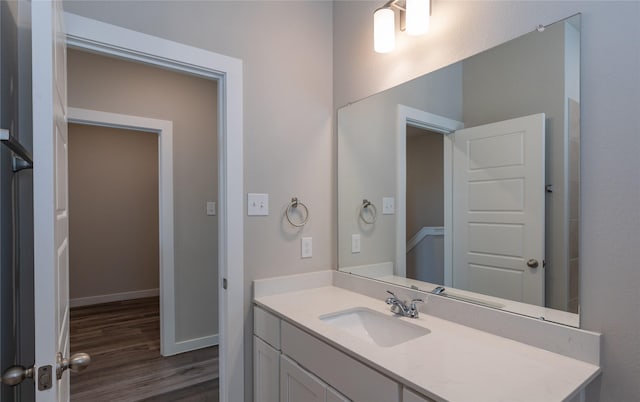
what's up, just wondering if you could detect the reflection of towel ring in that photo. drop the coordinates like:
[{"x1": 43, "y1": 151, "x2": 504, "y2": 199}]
[
  {"x1": 286, "y1": 197, "x2": 309, "y2": 227},
  {"x1": 359, "y1": 199, "x2": 377, "y2": 224}
]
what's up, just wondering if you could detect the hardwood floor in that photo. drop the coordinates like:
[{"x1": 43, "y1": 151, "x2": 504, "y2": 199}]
[{"x1": 70, "y1": 297, "x2": 219, "y2": 401}]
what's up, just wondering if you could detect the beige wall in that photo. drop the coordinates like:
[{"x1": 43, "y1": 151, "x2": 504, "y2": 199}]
[
  {"x1": 68, "y1": 124, "x2": 159, "y2": 300},
  {"x1": 406, "y1": 127, "x2": 444, "y2": 239},
  {"x1": 334, "y1": 2, "x2": 640, "y2": 401},
  {"x1": 67, "y1": 49, "x2": 219, "y2": 343}
]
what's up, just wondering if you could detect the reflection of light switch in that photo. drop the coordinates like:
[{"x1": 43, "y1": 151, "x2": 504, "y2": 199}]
[
  {"x1": 301, "y1": 237, "x2": 312, "y2": 258},
  {"x1": 247, "y1": 193, "x2": 269, "y2": 216},
  {"x1": 206, "y1": 202, "x2": 216, "y2": 216},
  {"x1": 383, "y1": 197, "x2": 395, "y2": 214},
  {"x1": 351, "y1": 234, "x2": 361, "y2": 253}
]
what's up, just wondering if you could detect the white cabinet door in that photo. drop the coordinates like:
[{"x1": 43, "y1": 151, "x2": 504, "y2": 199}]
[
  {"x1": 403, "y1": 387, "x2": 435, "y2": 402},
  {"x1": 327, "y1": 386, "x2": 351, "y2": 402},
  {"x1": 254, "y1": 336, "x2": 280, "y2": 402},
  {"x1": 280, "y1": 355, "x2": 326, "y2": 402}
]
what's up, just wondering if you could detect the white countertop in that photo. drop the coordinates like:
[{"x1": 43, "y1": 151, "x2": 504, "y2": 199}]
[{"x1": 255, "y1": 285, "x2": 600, "y2": 402}]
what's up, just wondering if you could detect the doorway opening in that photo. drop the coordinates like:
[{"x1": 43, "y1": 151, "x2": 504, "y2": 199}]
[
  {"x1": 61, "y1": 13, "x2": 244, "y2": 400},
  {"x1": 66, "y1": 47, "x2": 220, "y2": 401},
  {"x1": 405, "y1": 125, "x2": 445, "y2": 284}
]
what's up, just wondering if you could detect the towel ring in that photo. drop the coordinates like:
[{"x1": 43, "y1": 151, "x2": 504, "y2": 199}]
[
  {"x1": 359, "y1": 199, "x2": 377, "y2": 224},
  {"x1": 286, "y1": 197, "x2": 309, "y2": 227}
]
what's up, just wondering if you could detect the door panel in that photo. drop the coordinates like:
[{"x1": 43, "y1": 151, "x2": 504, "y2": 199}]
[
  {"x1": 280, "y1": 355, "x2": 325, "y2": 402},
  {"x1": 452, "y1": 114, "x2": 545, "y2": 306},
  {"x1": 33, "y1": 1, "x2": 69, "y2": 400}
]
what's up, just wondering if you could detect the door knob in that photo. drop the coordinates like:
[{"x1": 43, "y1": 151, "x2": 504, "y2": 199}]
[
  {"x1": 1, "y1": 365, "x2": 34, "y2": 386},
  {"x1": 56, "y1": 352, "x2": 91, "y2": 380},
  {"x1": 526, "y1": 258, "x2": 539, "y2": 268}
]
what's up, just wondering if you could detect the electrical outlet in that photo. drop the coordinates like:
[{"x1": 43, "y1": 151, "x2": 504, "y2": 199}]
[
  {"x1": 351, "y1": 234, "x2": 361, "y2": 253},
  {"x1": 247, "y1": 193, "x2": 269, "y2": 216},
  {"x1": 301, "y1": 237, "x2": 312, "y2": 258},
  {"x1": 382, "y1": 197, "x2": 395, "y2": 214}
]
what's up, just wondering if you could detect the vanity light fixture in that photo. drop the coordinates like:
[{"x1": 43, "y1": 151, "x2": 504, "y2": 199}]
[{"x1": 374, "y1": 0, "x2": 431, "y2": 53}]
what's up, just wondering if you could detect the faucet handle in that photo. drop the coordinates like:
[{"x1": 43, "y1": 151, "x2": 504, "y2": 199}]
[
  {"x1": 408, "y1": 298, "x2": 424, "y2": 318},
  {"x1": 385, "y1": 290, "x2": 396, "y2": 305}
]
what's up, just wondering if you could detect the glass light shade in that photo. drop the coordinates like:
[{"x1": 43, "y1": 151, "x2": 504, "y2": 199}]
[
  {"x1": 406, "y1": 0, "x2": 430, "y2": 36},
  {"x1": 374, "y1": 7, "x2": 395, "y2": 53}
]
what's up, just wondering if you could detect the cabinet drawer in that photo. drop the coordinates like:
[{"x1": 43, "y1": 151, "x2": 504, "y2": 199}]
[
  {"x1": 254, "y1": 305, "x2": 281, "y2": 349},
  {"x1": 281, "y1": 321, "x2": 400, "y2": 402}
]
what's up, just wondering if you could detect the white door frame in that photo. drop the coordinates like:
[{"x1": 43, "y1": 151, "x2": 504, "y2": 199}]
[
  {"x1": 396, "y1": 105, "x2": 463, "y2": 287},
  {"x1": 64, "y1": 14, "x2": 244, "y2": 401},
  {"x1": 66, "y1": 108, "x2": 184, "y2": 355}
]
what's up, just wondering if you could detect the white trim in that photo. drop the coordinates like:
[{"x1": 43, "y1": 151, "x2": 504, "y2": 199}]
[
  {"x1": 69, "y1": 288, "x2": 160, "y2": 308},
  {"x1": 406, "y1": 226, "x2": 445, "y2": 253},
  {"x1": 67, "y1": 107, "x2": 178, "y2": 355},
  {"x1": 173, "y1": 334, "x2": 220, "y2": 355},
  {"x1": 396, "y1": 105, "x2": 463, "y2": 284},
  {"x1": 65, "y1": 13, "x2": 244, "y2": 401}
]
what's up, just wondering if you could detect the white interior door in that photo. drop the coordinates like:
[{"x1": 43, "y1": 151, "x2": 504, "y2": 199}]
[
  {"x1": 33, "y1": 1, "x2": 73, "y2": 400},
  {"x1": 452, "y1": 114, "x2": 545, "y2": 305}
]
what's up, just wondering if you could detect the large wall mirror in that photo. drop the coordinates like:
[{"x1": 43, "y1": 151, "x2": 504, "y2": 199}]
[{"x1": 338, "y1": 14, "x2": 581, "y2": 327}]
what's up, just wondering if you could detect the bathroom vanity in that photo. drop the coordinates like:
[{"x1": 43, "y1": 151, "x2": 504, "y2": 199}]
[{"x1": 253, "y1": 271, "x2": 600, "y2": 402}]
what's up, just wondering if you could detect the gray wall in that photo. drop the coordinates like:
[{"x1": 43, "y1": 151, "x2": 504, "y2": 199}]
[
  {"x1": 67, "y1": 49, "x2": 219, "y2": 343},
  {"x1": 68, "y1": 124, "x2": 159, "y2": 301},
  {"x1": 334, "y1": 2, "x2": 640, "y2": 401},
  {"x1": 62, "y1": 2, "x2": 334, "y2": 399},
  {"x1": 337, "y1": 64, "x2": 462, "y2": 268}
]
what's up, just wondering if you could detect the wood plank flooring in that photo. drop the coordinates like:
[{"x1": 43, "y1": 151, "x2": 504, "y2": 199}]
[{"x1": 70, "y1": 297, "x2": 219, "y2": 401}]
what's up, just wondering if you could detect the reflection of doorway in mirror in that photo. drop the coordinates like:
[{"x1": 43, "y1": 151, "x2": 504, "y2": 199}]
[{"x1": 405, "y1": 126, "x2": 445, "y2": 284}]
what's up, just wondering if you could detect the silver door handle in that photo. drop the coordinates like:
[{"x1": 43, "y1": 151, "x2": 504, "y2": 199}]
[
  {"x1": 1, "y1": 365, "x2": 34, "y2": 386},
  {"x1": 56, "y1": 352, "x2": 91, "y2": 380},
  {"x1": 526, "y1": 259, "x2": 539, "y2": 268}
]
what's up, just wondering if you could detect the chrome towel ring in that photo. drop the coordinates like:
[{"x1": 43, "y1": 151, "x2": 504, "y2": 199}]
[
  {"x1": 286, "y1": 197, "x2": 309, "y2": 227},
  {"x1": 359, "y1": 199, "x2": 377, "y2": 224}
]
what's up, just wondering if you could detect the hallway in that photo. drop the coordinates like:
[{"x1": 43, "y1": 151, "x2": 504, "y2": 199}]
[{"x1": 70, "y1": 297, "x2": 219, "y2": 401}]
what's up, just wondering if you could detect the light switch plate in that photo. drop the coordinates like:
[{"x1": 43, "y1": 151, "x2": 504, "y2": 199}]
[
  {"x1": 382, "y1": 197, "x2": 395, "y2": 214},
  {"x1": 206, "y1": 201, "x2": 216, "y2": 216},
  {"x1": 351, "y1": 234, "x2": 361, "y2": 253},
  {"x1": 301, "y1": 237, "x2": 312, "y2": 258},
  {"x1": 247, "y1": 193, "x2": 269, "y2": 216}
]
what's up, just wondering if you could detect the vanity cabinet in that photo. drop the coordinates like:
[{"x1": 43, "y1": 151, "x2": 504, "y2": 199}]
[
  {"x1": 254, "y1": 306, "x2": 352, "y2": 402},
  {"x1": 255, "y1": 305, "x2": 433, "y2": 402}
]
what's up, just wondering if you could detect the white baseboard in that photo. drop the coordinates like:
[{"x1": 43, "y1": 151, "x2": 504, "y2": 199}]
[
  {"x1": 164, "y1": 333, "x2": 220, "y2": 356},
  {"x1": 69, "y1": 288, "x2": 160, "y2": 308}
]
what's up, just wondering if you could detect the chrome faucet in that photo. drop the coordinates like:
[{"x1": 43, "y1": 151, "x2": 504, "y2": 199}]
[
  {"x1": 385, "y1": 291, "x2": 423, "y2": 318},
  {"x1": 431, "y1": 286, "x2": 446, "y2": 295}
]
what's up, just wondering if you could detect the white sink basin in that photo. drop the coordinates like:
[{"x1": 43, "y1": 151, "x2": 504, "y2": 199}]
[{"x1": 319, "y1": 307, "x2": 430, "y2": 347}]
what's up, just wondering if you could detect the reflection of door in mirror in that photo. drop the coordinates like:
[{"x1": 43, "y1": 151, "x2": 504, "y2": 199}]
[
  {"x1": 451, "y1": 114, "x2": 545, "y2": 306},
  {"x1": 403, "y1": 114, "x2": 546, "y2": 306}
]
